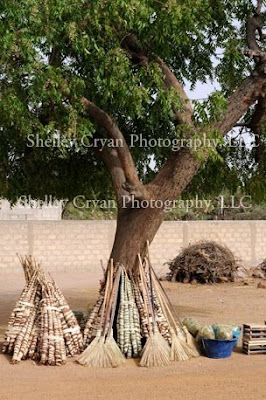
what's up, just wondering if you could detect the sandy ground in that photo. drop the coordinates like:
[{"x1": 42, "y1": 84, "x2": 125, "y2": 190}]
[{"x1": 1, "y1": 271, "x2": 266, "y2": 400}]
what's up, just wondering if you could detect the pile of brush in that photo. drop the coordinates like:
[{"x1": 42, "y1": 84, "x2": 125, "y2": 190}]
[
  {"x1": 78, "y1": 242, "x2": 199, "y2": 368},
  {"x1": 167, "y1": 241, "x2": 239, "y2": 284},
  {"x1": 257, "y1": 259, "x2": 266, "y2": 278},
  {"x1": 2, "y1": 255, "x2": 83, "y2": 365}
]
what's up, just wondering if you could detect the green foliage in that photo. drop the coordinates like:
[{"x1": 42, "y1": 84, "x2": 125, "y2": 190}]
[
  {"x1": 0, "y1": 0, "x2": 265, "y2": 202},
  {"x1": 193, "y1": 92, "x2": 227, "y2": 125}
]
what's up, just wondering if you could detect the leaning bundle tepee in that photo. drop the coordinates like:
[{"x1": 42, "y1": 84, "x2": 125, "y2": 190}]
[
  {"x1": 2, "y1": 255, "x2": 83, "y2": 365},
  {"x1": 79, "y1": 242, "x2": 199, "y2": 368}
]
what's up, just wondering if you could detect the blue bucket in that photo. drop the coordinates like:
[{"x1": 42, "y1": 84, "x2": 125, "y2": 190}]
[{"x1": 202, "y1": 338, "x2": 238, "y2": 359}]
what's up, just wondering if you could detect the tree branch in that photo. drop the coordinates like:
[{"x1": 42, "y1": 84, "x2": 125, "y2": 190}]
[
  {"x1": 121, "y1": 34, "x2": 149, "y2": 66},
  {"x1": 121, "y1": 34, "x2": 193, "y2": 126},
  {"x1": 256, "y1": 0, "x2": 264, "y2": 15},
  {"x1": 93, "y1": 147, "x2": 127, "y2": 202},
  {"x1": 152, "y1": 70, "x2": 266, "y2": 200},
  {"x1": 247, "y1": 96, "x2": 266, "y2": 163},
  {"x1": 81, "y1": 97, "x2": 138, "y2": 183},
  {"x1": 155, "y1": 57, "x2": 193, "y2": 125},
  {"x1": 245, "y1": 4, "x2": 266, "y2": 63},
  {"x1": 248, "y1": 96, "x2": 266, "y2": 131},
  {"x1": 81, "y1": 97, "x2": 150, "y2": 201},
  {"x1": 214, "y1": 71, "x2": 266, "y2": 135},
  {"x1": 85, "y1": 8, "x2": 266, "y2": 207},
  {"x1": 151, "y1": 1, "x2": 266, "y2": 201}
]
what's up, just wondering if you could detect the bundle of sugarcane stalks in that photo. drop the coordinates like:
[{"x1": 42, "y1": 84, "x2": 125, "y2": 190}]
[
  {"x1": 2, "y1": 255, "x2": 83, "y2": 365},
  {"x1": 79, "y1": 242, "x2": 199, "y2": 368}
]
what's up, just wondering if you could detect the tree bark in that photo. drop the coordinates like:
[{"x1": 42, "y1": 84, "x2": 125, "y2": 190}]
[
  {"x1": 110, "y1": 148, "x2": 198, "y2": 270},
  {"x1": 110, "y1": 206, "x2": 164, "y2": 270}
]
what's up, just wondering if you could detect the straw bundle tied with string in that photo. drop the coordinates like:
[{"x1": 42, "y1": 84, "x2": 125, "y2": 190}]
[
  {"x1": 146, "y1": 242, "x2": 200, "y2": 358},
  {"x1": 3, "y1": 255, "x2": 83, "y2": 365},
  {"x1": 152, "y1": 270, "x2": 200, "y2": 357},
  {"x1": 138, "y1": 255, "x2": 170, "y2": 367},
  {"x1": 77, "y1": 264, "x2": 112, "y2": 367},
  {"x1": 80, "y1": 245, "x2": 197, "y2": 368},
  {"x1": 104, "y1": 265, "x2": 125, "y2": 367},
  {"x1": 151, "y1": 276, "x2": 189, "y2": 361},
  {"x1": 77, "y1": 261, "x2": 125, "y2": 367},
  {"x1": 3, "y1": 270, "x2": 39, "y2": 362},
  {"x1": 153, "y1": 278, "x2": 191, "y2": 361}
]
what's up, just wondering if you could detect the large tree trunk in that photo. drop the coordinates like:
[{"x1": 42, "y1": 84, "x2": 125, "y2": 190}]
[
  {"x1": 111, "y1": 206, "x2": 164, "y2": 270},
  {"x1": 110, "y1": 148, "x2": 202, "y2": 270}
]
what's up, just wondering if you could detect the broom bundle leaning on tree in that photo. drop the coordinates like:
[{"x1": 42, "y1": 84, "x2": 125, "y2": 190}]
[
  {"x1": 144, "y1": 242, "x2": 199, "y2": 359},
  {"x1": 148, "y1": 261, "x2": 200, "y2": 358},
  {"x1": 77, "y1": 263, "x2": 125, "y2": 367},
  {"x1": 77, "y1": 265, "x2": 113, "y2": 367},
  {"x1": 79, "y1": 244, "x2": 199, "y2": 368},
  {"x1": 137, "y1": 255, "x2": 170, "y2": 367},
  {"x1": 146, "y1": 240, "x2": 199, "y2": 356}
]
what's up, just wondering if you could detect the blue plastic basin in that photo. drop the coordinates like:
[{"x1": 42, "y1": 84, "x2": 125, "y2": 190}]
[{"x1": 202, "y1": 338, "x2": 238, "y2": 359}]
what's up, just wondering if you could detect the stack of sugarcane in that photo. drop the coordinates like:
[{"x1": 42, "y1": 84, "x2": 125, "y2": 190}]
[
  {"x1": 2, "y1": 255, "x2": 83, "y2": 365},
  {"x1": 79, "y1": 242, "x2": 200, "y2": 368}
]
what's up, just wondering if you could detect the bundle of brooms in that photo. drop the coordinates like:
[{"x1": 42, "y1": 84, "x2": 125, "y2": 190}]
[
  {"x1": 78, "y1": 242, "x2": 199, "y2": 368},
  {"x1": 2, "y1": 255, "x2": 83, "y2": 365}
]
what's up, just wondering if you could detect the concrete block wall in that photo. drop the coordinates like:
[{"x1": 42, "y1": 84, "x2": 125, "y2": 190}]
[{"x1": 0, "y1": 220, "x2": 265, "y2": 277}]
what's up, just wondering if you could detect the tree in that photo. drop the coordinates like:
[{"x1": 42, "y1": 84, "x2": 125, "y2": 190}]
[{"x1": 0, "y1": 0, "x2": 266, "y2": 270}]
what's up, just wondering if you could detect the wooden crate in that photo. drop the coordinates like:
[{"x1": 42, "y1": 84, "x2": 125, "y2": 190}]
[
  {"x1": 243, "y1": 340, "x2": 266, "y2": 355},
  {"x1": 243, "y1": 324, "x2": 266, "y2": 341}
]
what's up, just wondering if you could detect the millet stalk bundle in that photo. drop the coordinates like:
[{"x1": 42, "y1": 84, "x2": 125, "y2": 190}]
[{"x1": 3, "y1": 255, "x2": 83, "y2": 365}]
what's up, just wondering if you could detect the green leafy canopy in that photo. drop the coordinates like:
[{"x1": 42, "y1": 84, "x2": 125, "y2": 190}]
[{"x1": 0, "y1": 0, "x2": 264, "y2": 202}]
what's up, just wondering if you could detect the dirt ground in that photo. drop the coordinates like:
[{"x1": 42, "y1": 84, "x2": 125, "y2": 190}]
[{"x1": 1, "y1": 271, "x2": 266, "y2": 400}]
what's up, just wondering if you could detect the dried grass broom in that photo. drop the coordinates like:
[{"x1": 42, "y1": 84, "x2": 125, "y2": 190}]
[
  {"x1": 152, "y1": 279, "x2": 190, "y2": 361},
  {"x1": 77, "y1": 264, "x2": 113, "y2": 367},
  {"x1": 151, "y1": 265, "x2": 199, "y2": 358},
  {"x1": 104, "y1": 266, "x2": 125, "y2": 367},
  {"x1": 182, "y1": 325, "x2": 201, "y2": 355},
  {"x1": 138, "y1": 255, "x2": 170, "y2": 367},
  {"x1": 146, "y1": 241, "x2": 200, "y2": 358}
]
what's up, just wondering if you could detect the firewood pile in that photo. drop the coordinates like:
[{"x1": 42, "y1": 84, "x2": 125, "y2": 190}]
[
  {"x1": 78, "y1": 243, "x2": 200, "y2": 368},
  {"x1": 2, "y1": 255, "x2": 83, "y2": 365},
  {"x1": 243, "y1": 259, "x2": 266, "y2": 280},
  {"x1": 257, "y1": 259, "x2": 266, "y2": 278},
  {"x1": 240, "y1": 264, "x2": 266, "y2": 280},
  {"x1": 167, "y1": 241, "x2": 239, "y2": 284}
]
